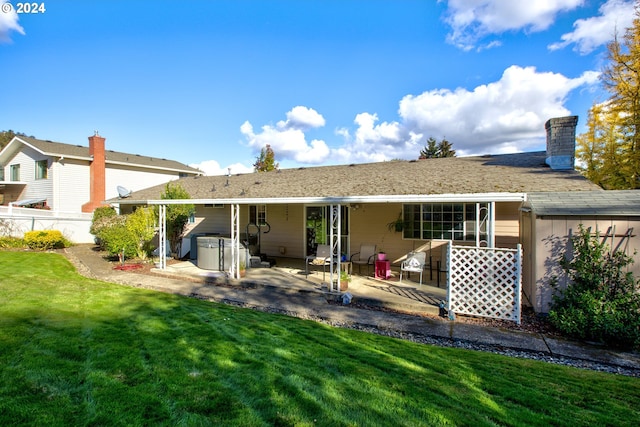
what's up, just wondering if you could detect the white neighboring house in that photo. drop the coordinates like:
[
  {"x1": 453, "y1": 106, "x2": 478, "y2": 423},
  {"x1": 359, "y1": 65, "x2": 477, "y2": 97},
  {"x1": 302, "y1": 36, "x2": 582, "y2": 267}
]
[{"x1": 0, "y1": 133, "x2": 201, "y2": 242}]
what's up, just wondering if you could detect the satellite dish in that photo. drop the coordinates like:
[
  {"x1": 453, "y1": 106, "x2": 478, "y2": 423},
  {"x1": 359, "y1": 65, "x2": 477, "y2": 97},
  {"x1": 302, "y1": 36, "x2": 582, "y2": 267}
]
[{"x1": 117, "y1": 185, "x2": 132, "y2": 198}]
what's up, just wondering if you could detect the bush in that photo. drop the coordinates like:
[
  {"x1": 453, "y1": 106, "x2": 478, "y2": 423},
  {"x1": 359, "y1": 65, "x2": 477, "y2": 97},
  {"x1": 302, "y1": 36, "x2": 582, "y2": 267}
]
[
  {"x1": 97, "y1": 215, "x2": 137, "y2": 262},
  {"x1": 90, "y1": 206, "x2": 117, "y2": 244},
  {"x1": 0, "y1": 236, "x2": 25, "y2": 249},
  {"x1": 23, "y1": 230, "x2": 70, "y2": 250},
  {"x1": 549, "y1": 225, "x2": 640, "y2": 350},
  {"x1": 126, "y1": 207, "x2": 156, "y2": 260}
]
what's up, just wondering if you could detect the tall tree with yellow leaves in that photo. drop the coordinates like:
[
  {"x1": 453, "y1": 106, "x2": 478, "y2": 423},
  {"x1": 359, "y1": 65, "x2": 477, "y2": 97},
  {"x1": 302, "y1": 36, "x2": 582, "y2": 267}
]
[{"x1": 578, "y1": 7, "x2": 640, "y2": 189}]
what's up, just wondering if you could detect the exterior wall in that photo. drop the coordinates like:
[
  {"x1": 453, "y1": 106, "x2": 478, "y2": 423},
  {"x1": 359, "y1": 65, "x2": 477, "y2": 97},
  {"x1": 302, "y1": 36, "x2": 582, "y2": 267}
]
[
  {"x1": 105, "y1": 165, "x2": 183, "y2": 201},
  {"x1": 3, "y1": 147, "x2": 53, "y2": 205},
  {"x1": 55, "y1": 158, "x2": 90, "y2": 213},
  {"x1": 494, "y1": 202, "x2": 521, "y2": 248},
  {"x1": 0, "y1": 206, "x2": 94, "y2": 243},
  {"x1": 524, "y1": 215, "x2": 640, "y2": 313},
  {"x1": 178, "y1": 201, "x2": 523, "y2": 267}
]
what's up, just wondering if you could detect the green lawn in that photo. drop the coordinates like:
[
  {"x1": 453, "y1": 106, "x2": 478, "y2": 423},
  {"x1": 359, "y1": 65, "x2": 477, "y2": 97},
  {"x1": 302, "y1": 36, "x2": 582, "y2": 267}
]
[{"x1": 0, "y1": 251, "x2": 639, "y2": 426}]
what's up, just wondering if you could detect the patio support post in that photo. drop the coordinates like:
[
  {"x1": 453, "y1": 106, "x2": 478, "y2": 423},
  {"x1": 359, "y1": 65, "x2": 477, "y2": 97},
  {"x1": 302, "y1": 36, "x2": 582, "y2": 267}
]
[
  {"x1": 158, "y1": 204, "x2": 166, "y2": 270},
  {"x1": 489, "y1": 201, "x2": 495, "y2": 248},
  {"x1": 230, "y1": 203, "x2": 240, "y2": 279},
  {"x1": 329, "y1": 204, "x2": 341, "y2": 292},
  {"x1": 445, "y1": 241, "x2": 452, "y2": 318}
]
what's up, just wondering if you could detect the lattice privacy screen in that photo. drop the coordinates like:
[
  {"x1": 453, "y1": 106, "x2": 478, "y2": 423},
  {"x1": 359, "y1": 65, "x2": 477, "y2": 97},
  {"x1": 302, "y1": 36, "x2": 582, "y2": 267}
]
[{"x1": 446, "y1": 244, "x2": 522, "y2": 324}]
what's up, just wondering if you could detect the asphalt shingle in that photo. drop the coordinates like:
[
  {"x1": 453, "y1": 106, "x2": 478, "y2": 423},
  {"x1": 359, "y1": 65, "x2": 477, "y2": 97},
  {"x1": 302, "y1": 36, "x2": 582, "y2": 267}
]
[{"x1": 117, "y1": 151, "x2": 603, "y2": 203}]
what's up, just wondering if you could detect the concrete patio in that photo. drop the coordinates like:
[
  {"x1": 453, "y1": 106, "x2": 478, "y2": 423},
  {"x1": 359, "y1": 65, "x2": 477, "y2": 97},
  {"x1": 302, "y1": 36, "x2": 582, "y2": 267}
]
[{"x1": 153, "y1": 257, "x2": 448, "y2": 317}]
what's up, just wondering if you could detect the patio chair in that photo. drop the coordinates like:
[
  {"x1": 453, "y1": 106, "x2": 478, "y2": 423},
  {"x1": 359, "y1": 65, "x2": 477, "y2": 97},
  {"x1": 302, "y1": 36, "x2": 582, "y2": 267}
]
[
  {"x1": 305, "y1": 244, "x2": 333, "y2": 280},
  {"x1": 399, "y1": 251, "x2": 426, "y2": 286},
  {"x1": 350, "y1": 244, "x2": 376, "y2": 275}
]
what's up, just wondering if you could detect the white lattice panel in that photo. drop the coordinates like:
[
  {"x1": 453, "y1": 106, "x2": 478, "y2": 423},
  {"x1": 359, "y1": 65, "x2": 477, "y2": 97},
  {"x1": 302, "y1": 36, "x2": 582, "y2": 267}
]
[{"x1": 446, "y1": 244, "x2": 522, "y2": 324}]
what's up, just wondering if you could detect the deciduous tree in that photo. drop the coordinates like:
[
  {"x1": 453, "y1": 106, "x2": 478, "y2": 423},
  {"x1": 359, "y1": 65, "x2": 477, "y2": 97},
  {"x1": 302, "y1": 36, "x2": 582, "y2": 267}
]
[
  {"x1": 253, "y1": 144, "x2": 279, "y2": 172},
  {"x1": 577, "y1": 8, "x2": 640, "y2": 189},
  {"x1": 160, "y1": 183, "x2": 195, "y2": 256}
]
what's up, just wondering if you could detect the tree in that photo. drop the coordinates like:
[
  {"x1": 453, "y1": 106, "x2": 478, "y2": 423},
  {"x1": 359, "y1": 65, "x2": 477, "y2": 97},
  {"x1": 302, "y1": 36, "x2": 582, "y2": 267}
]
[
  {"x1": 0, "y1": 130, "x2": 33, "y2": 151},
  {"x1": 437, "y1": 138, "x2": 456, "y2": 157},
  {"x1": 160, "y1": 182, "x2": 195, "y2": 256},
  {"x1": 577, "y1": 8, "x2": 640, "y2": 189},
  {"x1": 419, "y1": 137, "x2": 439, "y2": 159},
  {"x1": 419, "y1": 137, "x2": 456, "y2": 159},
  {"x1": 576, "y1": 103, "x2": 628, "y2": 188},
  {"x1": 253, "y1": 144, "x2": 279, "y2": 172}
]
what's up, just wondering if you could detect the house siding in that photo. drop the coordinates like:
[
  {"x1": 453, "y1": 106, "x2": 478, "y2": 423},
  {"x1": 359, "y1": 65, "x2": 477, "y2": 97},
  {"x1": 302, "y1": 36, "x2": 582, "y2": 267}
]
[
  {"x1": 5, "y1": 147, "x2": 53, "y2": 205},
  {"x1": 523, "y1": 215, "x2": 640, "y2": 313},
  {"x1": 56, "y1": 158, "x2": 90, "y2": 213},
  {"x1": 105, "y1": 165, "x2": 183, "y2": 201},
  {"x1": 494, "y1": 202, "x2": 520, "y2": 248}
]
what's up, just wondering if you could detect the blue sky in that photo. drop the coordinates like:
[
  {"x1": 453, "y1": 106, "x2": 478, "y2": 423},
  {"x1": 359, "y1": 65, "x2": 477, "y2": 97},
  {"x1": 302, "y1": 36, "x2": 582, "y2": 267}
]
[{"x1": 0, "y1": 0, "x2": 635, "y2": 175}]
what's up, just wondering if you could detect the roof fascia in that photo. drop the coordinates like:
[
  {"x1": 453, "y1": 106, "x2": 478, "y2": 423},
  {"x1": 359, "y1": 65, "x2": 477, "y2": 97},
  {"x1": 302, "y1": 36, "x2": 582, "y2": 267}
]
[
  {"x1": 105, "y1": 160, "x2": 199, "y2": 174},
  {"x1": 9, "y1": 137, "x2": 90, "y2": 161},
  {"x1": 114, "y1": 192, "x2": 528, "y2": 206}
]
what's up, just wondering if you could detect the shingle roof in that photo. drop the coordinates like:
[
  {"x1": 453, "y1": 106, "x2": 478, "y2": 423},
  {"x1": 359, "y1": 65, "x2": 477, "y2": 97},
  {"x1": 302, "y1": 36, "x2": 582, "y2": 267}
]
[
  {"x1": 14, "y1": 136, "x2": 201, "y2": 174},
  {"x1": 527, "y1": 190, "x2": 640, "y2": 216},
  {"x1": 116, "y1": 151, "x2": 602, "y2": 204}
]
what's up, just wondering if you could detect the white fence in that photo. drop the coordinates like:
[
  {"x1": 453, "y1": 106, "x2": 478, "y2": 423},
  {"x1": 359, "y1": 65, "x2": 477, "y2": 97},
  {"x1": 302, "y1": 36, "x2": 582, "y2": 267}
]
[
  {"x1": 446, "y1": 243, "x2": 522, "y2": 324},
  {"x1": 0, "y1": 206, "x2": 94, "y2": 243}
]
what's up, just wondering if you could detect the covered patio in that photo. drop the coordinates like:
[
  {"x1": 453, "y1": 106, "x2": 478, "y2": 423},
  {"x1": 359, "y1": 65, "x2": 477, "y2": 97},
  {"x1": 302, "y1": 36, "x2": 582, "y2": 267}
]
[{"x1": 152, "y1": 255, "x2": 448, "y2": 317}]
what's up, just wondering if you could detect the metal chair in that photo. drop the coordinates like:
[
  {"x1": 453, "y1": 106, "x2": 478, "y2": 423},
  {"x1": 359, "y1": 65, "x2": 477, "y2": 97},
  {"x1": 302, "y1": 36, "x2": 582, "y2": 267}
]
[
  {"x1": 305, "y1": 244, "x2": 333, "y2": 280},
  {"x1": 350, "y1": 244, "x2": 376, "y2": 275},
  {"x1": 400, "y1": 251, "x2": 426, "y2": 286}
]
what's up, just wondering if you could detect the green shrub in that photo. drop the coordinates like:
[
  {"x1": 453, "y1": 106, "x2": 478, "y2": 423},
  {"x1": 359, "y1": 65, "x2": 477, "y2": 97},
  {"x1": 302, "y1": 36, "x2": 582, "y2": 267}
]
[
  {"x1": 23, "y1": 230, "x2": 69, "y2": 250},
  {"x1": 0, "y1": 236, "x2": 26, "y2": 249},
  {"x1": 95, "y1": 215, "x2": 137, "y2": 262},
  {"x1": 89, "y1": 206, "x2": 117, "y2": 247},
  {"x1": 549, "y1": 225, "x2": 640, "y2": 350},
  {"x1": 126, "y1": 207, "x2": 156, "y2": 260}
]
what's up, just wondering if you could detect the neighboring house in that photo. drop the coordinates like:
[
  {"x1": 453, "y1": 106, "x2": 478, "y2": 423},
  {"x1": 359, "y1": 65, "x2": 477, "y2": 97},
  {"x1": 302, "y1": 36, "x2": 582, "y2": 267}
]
[
  {"x1": 111, "y1": 116, "x2": 631, "y2": 313},
  {"x1": 0, "y1": 133, "x2": 201, "y2": 212},
  {"x1": 0, "y1": 133, "x2": 201, "y2": 243}
]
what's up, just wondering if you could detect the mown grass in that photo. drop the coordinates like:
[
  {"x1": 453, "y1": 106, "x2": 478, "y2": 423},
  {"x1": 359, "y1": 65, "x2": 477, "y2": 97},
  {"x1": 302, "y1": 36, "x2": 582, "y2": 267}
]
[{"x1": 0, "y1": 251, "x2": 639, "y2": 426}]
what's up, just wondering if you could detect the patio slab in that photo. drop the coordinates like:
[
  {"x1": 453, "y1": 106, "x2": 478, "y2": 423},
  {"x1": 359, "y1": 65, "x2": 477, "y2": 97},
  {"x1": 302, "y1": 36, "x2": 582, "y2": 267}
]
[{"x1": 154, "y1": 258, "x2": 445, "y2": 317}]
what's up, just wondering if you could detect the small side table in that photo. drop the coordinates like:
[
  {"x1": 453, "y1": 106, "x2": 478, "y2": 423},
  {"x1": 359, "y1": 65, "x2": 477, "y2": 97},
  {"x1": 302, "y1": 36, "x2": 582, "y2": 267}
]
[
  {"x1": 375, "y1": 260, "x2": 391, "y2": 280},
  {"x1": 340, "y1": 261, "x2": 352, "y2": 276}
]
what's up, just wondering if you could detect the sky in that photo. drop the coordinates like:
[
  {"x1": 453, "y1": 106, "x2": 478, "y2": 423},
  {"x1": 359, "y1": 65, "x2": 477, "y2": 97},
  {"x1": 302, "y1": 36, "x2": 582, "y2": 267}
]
[{"x1": 0, "y1": 0, "x2": 636, "y2": 175}]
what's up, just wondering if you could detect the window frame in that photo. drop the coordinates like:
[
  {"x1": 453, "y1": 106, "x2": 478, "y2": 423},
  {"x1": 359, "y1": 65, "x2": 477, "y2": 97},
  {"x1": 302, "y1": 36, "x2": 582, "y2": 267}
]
[
  {"x1": 249, "y1": 204, "x2": 267, "y2": 226},
  {"x1": 10, "y1": 164, "x2": 20, "y2": 181},
  {"x1": 402, "y1": 203, "x2": 479, "y2": 242},
  {"x1": 35, "y1": 160, "x2": 48, "y2": 180}
]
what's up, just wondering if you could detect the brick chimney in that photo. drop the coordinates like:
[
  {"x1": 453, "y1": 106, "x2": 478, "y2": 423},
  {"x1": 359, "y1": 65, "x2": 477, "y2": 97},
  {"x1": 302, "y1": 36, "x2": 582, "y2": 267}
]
[
  {"x1": 545, "y1": 116, "x2": 578, "y2": 170},
  {"x1": 81, "y1": 132, "x2": 107, "y2": 213}
]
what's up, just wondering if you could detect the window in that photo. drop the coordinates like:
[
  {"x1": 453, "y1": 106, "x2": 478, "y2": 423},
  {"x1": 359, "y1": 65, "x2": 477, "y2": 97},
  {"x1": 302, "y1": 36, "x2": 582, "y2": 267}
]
[
  {"x1": 10, "y1": 164, "x2": 20, "y2": 181},
  {"x1": 0, "y1": 167, "x2": 4, "y2": 181},
  {"x1": 35, "y1": 160, "x2": 48, "y2": 180},
  {"x1": 249, "y1": 205, "x2": 267, "y2": 225},
  {"x1": 403, "y1": 203, "x2": 480, "y2": 242}
]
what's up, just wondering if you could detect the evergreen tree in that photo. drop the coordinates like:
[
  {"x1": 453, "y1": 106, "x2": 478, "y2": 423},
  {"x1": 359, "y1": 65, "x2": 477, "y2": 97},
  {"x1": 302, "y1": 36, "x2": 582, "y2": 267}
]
[
  {"x1": 437, "y1": 138, "x2": 456, "y2": 157},
  {"x1": 419, "y1": 137, "x2": 439, "y2": 159},
  {"x1": 419, "y1": 137, "x2": 456, "y2": 159}
]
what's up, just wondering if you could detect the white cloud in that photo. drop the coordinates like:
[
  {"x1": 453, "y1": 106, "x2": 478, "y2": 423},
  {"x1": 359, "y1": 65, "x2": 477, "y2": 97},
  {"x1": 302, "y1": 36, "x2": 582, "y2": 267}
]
[
  {"x1": 277, "y1": 105, "x2": 326, "y2": 130},
  {"x1": 443, "y1": 0, "x2": 584, "y2": 50},
  {"x1": 237, "y1": 67, "x2": 599, "y2": 166},
  {"x1": 189, "y1": 159, "x2": 253, "y2": 176},
  {"x1": 347, "y1": 65, "x2": 600, "y2": 159},
  {"x1": 0, "y1": 7, "x2": 25, "y2": 43},
  {"x1": 240, "y1": 106, "x2": 331, "y2": 164},
  {"x1": 548, "y1": 0, "x2": 635, "y2": 54}
]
